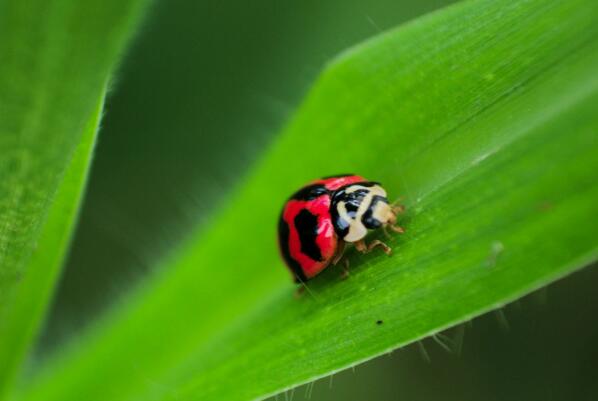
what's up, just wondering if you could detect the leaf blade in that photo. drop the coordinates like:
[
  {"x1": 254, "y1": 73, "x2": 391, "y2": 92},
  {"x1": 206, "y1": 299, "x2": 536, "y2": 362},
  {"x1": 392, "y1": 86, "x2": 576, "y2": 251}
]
[
  {"x1": 0, "y1": 91, "x2": 104, "y2": 392},
  {"x1": 0, "y1": 0, "x2": 146, "y2": 396}
]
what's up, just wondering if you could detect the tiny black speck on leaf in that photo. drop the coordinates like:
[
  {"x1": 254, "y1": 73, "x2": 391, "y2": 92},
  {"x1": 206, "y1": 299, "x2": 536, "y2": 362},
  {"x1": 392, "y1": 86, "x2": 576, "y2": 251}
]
[{"x1": 376, "y1": 320, "x2": 383, "y2": 325}]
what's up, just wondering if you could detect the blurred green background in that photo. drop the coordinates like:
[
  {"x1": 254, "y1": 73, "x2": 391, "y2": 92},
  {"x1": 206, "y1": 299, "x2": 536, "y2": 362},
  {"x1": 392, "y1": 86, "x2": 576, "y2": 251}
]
[{"x1": 38, "y1": 0, "x2": 598, "y2": 399}]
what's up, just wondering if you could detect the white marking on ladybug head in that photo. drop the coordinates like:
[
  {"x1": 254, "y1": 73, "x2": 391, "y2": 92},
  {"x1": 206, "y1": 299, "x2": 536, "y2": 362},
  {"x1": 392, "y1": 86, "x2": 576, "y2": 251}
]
[
  {"x1": 336, "y1": 184, "x2": 391, "y2": 242},
  {"x1": 371, "y1": 198, "x2": 394, "y2": 224},
  {"x1": 337, "y1": 201, "x2": 368, "y2": 242}
]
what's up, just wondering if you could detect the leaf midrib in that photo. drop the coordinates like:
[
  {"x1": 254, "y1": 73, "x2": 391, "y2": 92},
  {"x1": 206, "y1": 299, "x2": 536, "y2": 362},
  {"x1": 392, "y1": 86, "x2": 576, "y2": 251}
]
[
  {"x1": 404, "y1": 38, "x2": 598, "y2": 205},
  {"x1": 405, "y1": 32, "x2": 596, "y2": 178}
]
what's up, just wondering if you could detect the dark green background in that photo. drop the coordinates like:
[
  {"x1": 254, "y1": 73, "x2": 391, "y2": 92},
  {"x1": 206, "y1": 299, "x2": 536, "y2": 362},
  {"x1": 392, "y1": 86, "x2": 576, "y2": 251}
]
[{"x1": 39, "y1": 1, "x2": 598, "y2": 399}]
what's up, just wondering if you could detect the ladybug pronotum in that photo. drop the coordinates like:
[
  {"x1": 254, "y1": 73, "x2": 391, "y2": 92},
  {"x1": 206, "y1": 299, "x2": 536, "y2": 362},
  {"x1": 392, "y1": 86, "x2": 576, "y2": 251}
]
[{"x1": 278, "y1": 174, "x2": 404, "y2": 283}]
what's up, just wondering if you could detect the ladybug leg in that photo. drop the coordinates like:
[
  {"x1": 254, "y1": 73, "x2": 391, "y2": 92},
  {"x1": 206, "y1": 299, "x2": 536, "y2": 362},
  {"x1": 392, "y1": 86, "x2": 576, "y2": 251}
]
[
  {"x1": 387, "y1": 206, "x2": 406, "y2": 234},
  {"x1": 333, "y1": 242, "x2": 351, "y2": 280},
  {"x1": 382, "y1": 224, "x2": 391, "y2": 239},
  {"x1": 354, "y1": 239, "x2": 367, "y2": 253},
  {"x1": 367, "y1": 239, "x2": 392, "y2": 255},
  {"x1": 389, "y1": 224, "x2": 405, "y2": 234},
  {"x1": 354, "y1": 239, "x2": 391, "y2": 255},
  {"x1": 340, "y1": 258, "x2": 350, "y2": 280},
  {"x1": 332, "y1": 240, "x2": 346, "y2": 265}
]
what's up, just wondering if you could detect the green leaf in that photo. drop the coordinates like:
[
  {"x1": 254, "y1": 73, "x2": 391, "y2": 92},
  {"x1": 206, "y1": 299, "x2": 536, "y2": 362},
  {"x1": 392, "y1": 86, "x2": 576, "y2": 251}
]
[
  {"x1": 0, "y1": 93, "x2": 104, "y2": 388},
  {"x1": 0, "y1": 0, "x2": 146, "y2": 397},
  {"x1": 17, "y1": 0, "x2": 598, "y2": 400}
]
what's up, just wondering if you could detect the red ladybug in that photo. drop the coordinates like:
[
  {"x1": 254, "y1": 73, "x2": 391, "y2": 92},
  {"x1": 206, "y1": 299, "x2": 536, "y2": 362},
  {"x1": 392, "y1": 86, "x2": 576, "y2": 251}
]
[{"x1": 278, "y1": 174, "x2": 404, "y2": 283}]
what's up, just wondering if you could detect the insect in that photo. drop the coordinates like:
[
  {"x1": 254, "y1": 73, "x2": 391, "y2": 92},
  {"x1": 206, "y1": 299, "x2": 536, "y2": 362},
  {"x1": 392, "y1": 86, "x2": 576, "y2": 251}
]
[{"x1": 278, "y1": 174, "x2": 404, "y2": 283}]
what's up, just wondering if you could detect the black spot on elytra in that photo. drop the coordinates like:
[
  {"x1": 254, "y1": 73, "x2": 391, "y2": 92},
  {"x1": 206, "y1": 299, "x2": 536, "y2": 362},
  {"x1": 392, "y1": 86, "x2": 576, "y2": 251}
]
[
  {"x1": 295, "y1": 209, "x2": 323, "y2": 262},
  {"x1": 376, "y1": 320, "x2": 384, "y2": 325},
  {"x1": 278, "y1": 217, "x2": 307, "y2": 283}
]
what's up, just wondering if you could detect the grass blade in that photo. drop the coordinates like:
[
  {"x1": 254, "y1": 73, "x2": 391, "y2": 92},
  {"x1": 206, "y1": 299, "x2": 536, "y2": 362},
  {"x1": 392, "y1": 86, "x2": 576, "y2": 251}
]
[
  {"x1": 0, "y1": 0, "x2": 146, "y2": 396},
  {"x1": 0, "y1": 92, "x2": 104, "y2": 391}
]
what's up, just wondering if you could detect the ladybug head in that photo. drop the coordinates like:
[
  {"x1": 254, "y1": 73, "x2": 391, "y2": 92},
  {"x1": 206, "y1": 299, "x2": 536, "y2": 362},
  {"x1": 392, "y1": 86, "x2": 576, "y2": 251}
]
[{"x1": 331, "y1": 182, "x2": 396, "y2": 243}]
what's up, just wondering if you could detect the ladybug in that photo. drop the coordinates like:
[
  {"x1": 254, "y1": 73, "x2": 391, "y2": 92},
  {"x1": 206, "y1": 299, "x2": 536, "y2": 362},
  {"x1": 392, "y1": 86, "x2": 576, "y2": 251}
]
[{"x1": 278, "y1": 174, "x2": 404, "y2": 283}]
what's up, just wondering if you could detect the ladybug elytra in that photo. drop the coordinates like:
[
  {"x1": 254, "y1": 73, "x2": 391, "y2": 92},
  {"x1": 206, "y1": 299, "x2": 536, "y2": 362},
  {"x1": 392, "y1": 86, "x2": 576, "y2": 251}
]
[{"x1": 278, "y1": 174, "x2": 404, "y2": 283}]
